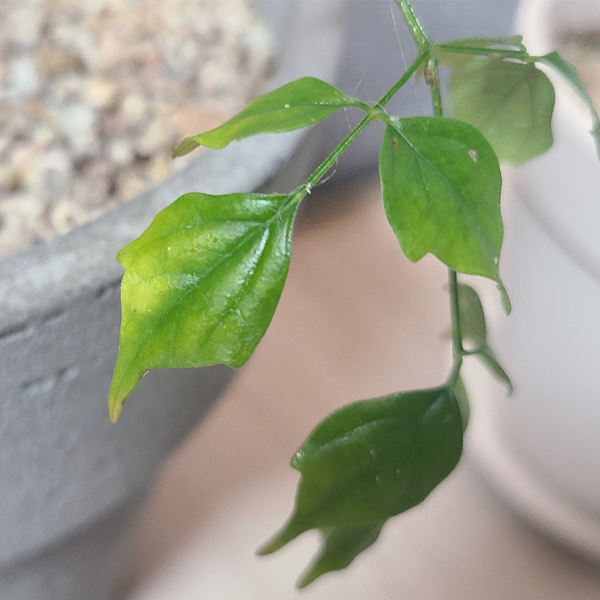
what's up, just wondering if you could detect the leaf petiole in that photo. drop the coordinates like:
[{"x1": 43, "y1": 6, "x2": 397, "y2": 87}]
[
  {"x1": 436, "y1": 44, "x2": 538, "y2": 62},
  {"x1": 300, "y1": 49, "x2": 430, "y2": 195}
]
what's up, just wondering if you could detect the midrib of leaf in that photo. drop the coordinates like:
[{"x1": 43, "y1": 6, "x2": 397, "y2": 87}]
[
  {"x1": 396, "y1": 129, "x2": 499, "y2": 273},
  {"x1": 118, "y1": 199, "x2": 297, "y2": 381}
]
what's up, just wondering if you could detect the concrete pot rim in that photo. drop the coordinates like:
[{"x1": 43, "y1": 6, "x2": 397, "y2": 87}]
[
  {"x1": 0, "y1": 0, "x2": 346, "y2": 573},
  {"x1": 0, "y1": 0, "x2": 346, "y2": 329}
]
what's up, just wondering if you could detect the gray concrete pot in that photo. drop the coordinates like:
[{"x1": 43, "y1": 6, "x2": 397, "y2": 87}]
[{"x1": 0, "y1": 2, "x2": 345, "y2": 599}]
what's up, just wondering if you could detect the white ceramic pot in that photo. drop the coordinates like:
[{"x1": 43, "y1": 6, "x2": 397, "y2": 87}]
[
  {"x1": 467, "y1": 0, "x2": 600, "y2": 562},
  {"x1": 0, "y1": 2, "x2": 345, "y2": 599}
]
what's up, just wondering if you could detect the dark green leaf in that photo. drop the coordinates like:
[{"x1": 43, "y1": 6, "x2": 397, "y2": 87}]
[
  {"x1": 296, "y1": 522, "x2": 384, "y2": 588},
  {"x1": 457, "y1": 283, "x2": 487, "y2": 349},
  {"x1": 109, "y1": 192, "x2": 299, "y2": 421},
  {"x1": 172, "y1": 77, "x2": 368, "y2": 156},
  {"x1": 259, "y1": 386, "x2": 463, "y2": 581},
  {"x1": 540, "y1": 51, "x2": 600, "y2": 158},
  {"x1": 448, "y1": 59, "x2": 555, "y2": 164},
  {"x1": 379, "y1": 116, "x2": 506, "y2": 297},
  {"x1": 479, "y1": 348, "x2": 513, "y2": 394}
]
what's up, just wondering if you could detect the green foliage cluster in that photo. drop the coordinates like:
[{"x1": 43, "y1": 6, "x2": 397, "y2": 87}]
[{"x1": 108, "y1": 0, "x2": 600, "y2": 586}]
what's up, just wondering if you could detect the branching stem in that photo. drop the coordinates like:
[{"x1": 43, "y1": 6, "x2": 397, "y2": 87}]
[
  {"x1": 420, "y1": 37, "x2": 466, "y2": 390},
  {"x1": 298, "y1": 49, "x2": 429, "y2": 199}
]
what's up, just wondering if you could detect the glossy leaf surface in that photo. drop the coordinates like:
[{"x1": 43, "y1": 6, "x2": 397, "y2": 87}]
[
  {"x1": 173, "y1": 77, "x2": 367, "y2": 156},
  {"x1": 109, "y1": 192, "x2": 299, "y2": 421},
  {"x1": 260, "y1": 387, "x2": 463, "y2": 584},
  {"x1": 448, "y1": 59, "x2": 555, "y2": 164},
  {"x1": 379, "y1": 116, "x2": 504, "y2": 292}
]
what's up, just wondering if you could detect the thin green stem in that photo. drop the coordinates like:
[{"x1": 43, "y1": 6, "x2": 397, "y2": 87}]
[
  {"x1": 298, "y1": 49, "x2": 429, "y2": 197},
  {"x1": 395, "y1": 0, "x2": 430, "y2": 49},
  {"x1": 426, "y1": 56, "x2": 443, "y2": 117},
  {"x1": 436, "y1": 44, "x2": 538, "y2": 62},
  {"x1": 423, "y1": 50, "x2": 466, "y2": 389}
]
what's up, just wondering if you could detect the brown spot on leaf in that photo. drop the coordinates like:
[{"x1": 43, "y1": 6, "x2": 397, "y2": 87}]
[{"x1": 468, "y1": 149, "x2": 478, "y2": 163}]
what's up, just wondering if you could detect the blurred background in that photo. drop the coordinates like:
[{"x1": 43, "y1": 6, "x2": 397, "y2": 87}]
[{"x1": 120, "y1": 2, "x2": 600, "y2": 599}]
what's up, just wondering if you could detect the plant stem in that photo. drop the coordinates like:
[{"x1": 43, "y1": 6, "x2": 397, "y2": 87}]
[
  {"x1": 395, "y1": 0, "x2": 430, "y2": 49},
  {"x1": 436, "y1": 43, "x2": 538, "y2": 62},
  {"x1": 423, "y1": 47, "x2": 465, "y2": 389},
  {"x1": 297, "y1": 49, "x2": 429, "y2": 198},
  {"x1": 425, "y1": 56, "x2": 443, "y2": 117}
]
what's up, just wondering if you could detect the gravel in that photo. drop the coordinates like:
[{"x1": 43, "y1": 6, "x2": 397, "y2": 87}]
[{"x1": 0, "y1": 0, "x2": 272, "y2": 257}]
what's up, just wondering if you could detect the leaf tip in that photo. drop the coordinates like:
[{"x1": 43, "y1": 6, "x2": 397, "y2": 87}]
[
  {"x1": 108, "y1": 395, "x2": 125, "y2": 423},
  {"x1": 172, "y1": 137, "x2": 200, "y2": 158},
  {"x1": 296, "y1": 567, "x2": 320, "y2": 589},
  {"x1": 256, "y1": 514, "x2": 306, "y2": 556}
]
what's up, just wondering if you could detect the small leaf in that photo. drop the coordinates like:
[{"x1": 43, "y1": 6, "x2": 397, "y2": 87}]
[
  {"x1": 479, "y1": 348, "x2": 513, "y2": 394},
  {"x1": 457, "y1": 283, "x2": 487, "y2": 349},
  {"x1": 109, "y1": 192, "x2": 299, "y2": 421},
  {"x1": 448, "y1": 59, "x2": 555, "y2": 164},
  {"x1": 172, "y1": 77, "x2": 368, "y2": 156},
  {"x1": 295, "y1": 522, "x2": 384, "y2": 588},
  {"x1": 540, "y1": 51, "x2": 600, "y2": 158},
  {"x1": 453, "y1": 376, "x2": 470, "y2": 432},
  {"x1": 454, "y1": 284, "x2": 512, "y2": 393},
  {"x1": 379, "y1": 116, "x2": 505, "y2": 292},
  {"x1": 259, "y1": 386, "x2": 463, "y2": 584}
]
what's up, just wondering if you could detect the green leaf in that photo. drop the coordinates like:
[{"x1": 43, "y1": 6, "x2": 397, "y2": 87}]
[
  {"x1": 379, "y1": 116, "x2": 505, "y2": 294},
  {"x1": 296, "y1": 522, "x2": 384, "y2": 588},
  {"x1": 540, "y1": 51, "x2": 600, "y2": 158},
  {"x1": 259, "y1": 386, "x2": 463, "y2": 584},
  {"x1": 457, "y1": 283, "x2": 487, "y2": 349},
  {"x1": 453, "y1": 376, "x2": 470, "y2": 432},
  {"x1": 455, "y1": 284, "x2": 512, "y2": 393},
  {"x1": 172, "y1": 77, "x2": 368, "y2": 156},
  {"x1": 448, "y1": 59, "x2": 555, "y2": 164},
  {"x1": 109, "y1": 192, "x2": 299, "y2": 421},
  {"x1": 479, "y1": 348, "x2": 513, "y2": 394}
]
